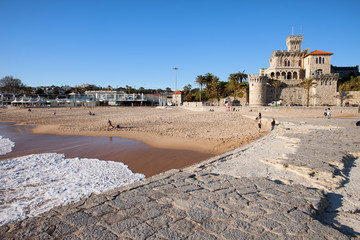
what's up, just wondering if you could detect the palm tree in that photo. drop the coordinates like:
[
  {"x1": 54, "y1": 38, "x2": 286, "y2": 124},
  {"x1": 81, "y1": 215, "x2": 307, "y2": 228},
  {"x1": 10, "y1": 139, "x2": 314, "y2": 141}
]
[
  {"x1": 269, "y1": 80, "x2": 282, "y2": 106},
  {"x1": 195, "y1": 75, "x2": 206, "y2": 102},
  {"x1": 299, "y1": 78, "x2": 316, "y2": 107},
  {"x1": 229, "y1": 71, "x2": 247, "y2": 83},
  {"x1": 227, "y1": 79, "x2": 240, "y2": 102}
]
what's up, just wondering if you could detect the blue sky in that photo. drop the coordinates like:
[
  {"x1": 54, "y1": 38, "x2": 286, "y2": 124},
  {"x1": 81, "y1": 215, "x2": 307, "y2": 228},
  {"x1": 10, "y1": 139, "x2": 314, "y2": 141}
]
[{"x1": 1, "y1": 0, "x2": 359, "y2": 90}]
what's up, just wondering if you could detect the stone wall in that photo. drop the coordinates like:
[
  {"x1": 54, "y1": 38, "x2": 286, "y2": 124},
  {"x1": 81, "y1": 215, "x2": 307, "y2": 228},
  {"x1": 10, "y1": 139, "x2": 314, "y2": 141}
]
[{"x1": 337, "y1": 91, "x2": 360, "y2": 106}]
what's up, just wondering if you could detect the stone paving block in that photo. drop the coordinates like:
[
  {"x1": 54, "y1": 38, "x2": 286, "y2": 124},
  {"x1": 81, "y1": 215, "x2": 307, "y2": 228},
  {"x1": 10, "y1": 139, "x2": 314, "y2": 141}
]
[
  {"x1": 170, "y1": 218, "x2": 196, "y2": 235},
  {"x1": 109, "y1": 217, "x2": 142, "y2": 235},
  {"x1": 212, "y1": 210, "x2": 231, "y2": 220},
  {"x1": 146, "y1": 215, "x2": 173, "y2": 230},
  {"x1": 203, "y1": 219, "x2": 228, "y2": 234},
  {"x1": 63, "y1": 211, "x2": 98, "y2": 228},
  {"x1": 232, "y1": 219, "x2": 265, "y2": 235},
  {"x1": 256, "y1": 218, "x2": 280, "y2": 231},
  {"x1": 148, "y1": 191, "x2": 168, "y2": 201},
  {"x1": 147, "y1": 235, "x2": 167, "y2": 240},
  {"x1": 107, "y1": 199, "x2": 133, "y2": 210},
  {"x1": 81, "y1": 194, "x2": 108, "y2": 209},
  {"x1": 287, "y1": 209, "x2": 310, "y2": 223},
  {"x1": 156, "y1": 227, "x2": 186, "y2": 240},
  {"x1": 202, "y1": 181, "x2": 226, "y2": 191},
  {"x1": 265, "y1": 212, "x2": 290, "y2": 224},
  {"x1": 52, "y1": 221, "x2": 78, "y2": 238},
  {"x1": 166, "y1": 208, "x2": 187, "y2": 220},
  {"x1": 222, "y1": 228, "x2": 254, "y2": 240},
  {"x1": 127, "y1": 195, "x2": 151, "y2": 205},
  {"x1": 0, "y1": 225, "x2": 9, "y2": 236},
  {"x1": 34, "y1": 232, "x2": 55, "y2": 240},
  {"x1": 9, "y1": 219, "x2": 51, "y2": 238},
  {"x1": 101, "y1": 211, "x2": 127, "y2": 225},
  {"x1": 169, "y1": 171, "x2": 195, "y2": 180},
  {"x1": 187, "y1": 230, "x2": 218, "y2": 240},
  {"x1": 122, "y1": 223, "x2": 156, "y2": 240},
  {"x1": 197, "y1": 200, "x2": 220, "y2": 211},
  {"x1": 137, "y1": 208, "x2": 163, "y2": 220},
  {"x1": 285, "y1": 222, "x2": 309, "y2": 235},
  {"x1": 153, "y1": 184, "x2": 176, "y2": 192},
  {"x1": 62, "y1": 235, "x2": 81, "y2": 240},
  {"x1": 135, "y1": 200, "x2": 163, "y2": 212},
  {"x1": 52, "y1": 204, "x2": 80, "y2": 216},
  {"x1": 85, "y1": 204, "x2": 115, "y2": 218},
  {"x1": 175, "y1": 184, "x2": 203, "y2": 193},
  {"x1": 255, "y1": 231, "x2": 281, "y2": 240},
  {"x1": 78, "y1": 225, "x2": 119, "y2": 240},
  {"x1": 187, "y1": 208, "x2": 212, "y2": 223}
]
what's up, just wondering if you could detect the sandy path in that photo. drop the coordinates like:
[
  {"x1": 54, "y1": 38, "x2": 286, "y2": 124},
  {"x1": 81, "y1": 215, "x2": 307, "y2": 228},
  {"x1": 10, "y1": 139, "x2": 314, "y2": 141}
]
[{"x1": 0, "y1": 107, "x2": 268, "y2": 155}]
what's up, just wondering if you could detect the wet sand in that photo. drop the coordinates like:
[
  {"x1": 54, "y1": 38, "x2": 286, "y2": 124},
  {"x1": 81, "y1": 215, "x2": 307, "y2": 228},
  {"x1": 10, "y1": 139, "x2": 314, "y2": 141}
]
[
  {"x1": 0, "y1": 122, "x2": 213, "y2": 177},
  {"x1": 0, "y1": 107, "x2": 267, "y2": 155}
]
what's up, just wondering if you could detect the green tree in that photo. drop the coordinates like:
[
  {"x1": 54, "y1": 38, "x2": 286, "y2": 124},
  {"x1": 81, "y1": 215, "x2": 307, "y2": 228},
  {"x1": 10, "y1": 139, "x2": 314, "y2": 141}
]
[
  {"x1": 228, "y1": 71, "x2": 247, "y2": 83},
  {"x1": 183, "y1": 84, "x2": 192, "y2": 94},
  {"x1": 0, "y1": 76, "x2": 24, "y2": 93},
  {"x1": 208, "y1": 77, "x2": 219, "y2": 100},
  {"x1": 227, "y1": 71, "x2": 248, "y2": 104},
  {"x1": 195, "y1": 75, "x2": 206, "y2": 102},
  {"x1": 300, "y1": 78, "x2": 316, "y2": 107},
  {"x1": 138, "y1": 87, "x2": 145, "y2": 93}
]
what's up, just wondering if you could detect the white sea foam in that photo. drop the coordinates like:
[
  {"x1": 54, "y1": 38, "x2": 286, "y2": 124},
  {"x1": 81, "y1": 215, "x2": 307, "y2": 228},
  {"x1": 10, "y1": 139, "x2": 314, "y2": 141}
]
[
  {"x1": 0, "y1": 136, "x2": 15, "y2": 155},
  {"x1": 0, "y1": 153, "x2": 145, "y2": 226}
]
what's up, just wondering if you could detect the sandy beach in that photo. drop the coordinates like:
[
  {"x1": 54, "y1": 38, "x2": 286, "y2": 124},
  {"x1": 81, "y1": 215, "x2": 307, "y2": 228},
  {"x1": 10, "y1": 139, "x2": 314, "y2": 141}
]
[{"x1": 0, "y1": 106, "x2": 269, "y2": 155}]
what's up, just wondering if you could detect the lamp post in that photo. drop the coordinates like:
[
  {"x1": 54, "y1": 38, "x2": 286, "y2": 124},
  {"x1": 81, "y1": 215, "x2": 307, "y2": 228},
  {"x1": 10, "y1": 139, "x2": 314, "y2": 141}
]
[{"x1": 173, "y1": 67, "x2": 178, "y2": 106}]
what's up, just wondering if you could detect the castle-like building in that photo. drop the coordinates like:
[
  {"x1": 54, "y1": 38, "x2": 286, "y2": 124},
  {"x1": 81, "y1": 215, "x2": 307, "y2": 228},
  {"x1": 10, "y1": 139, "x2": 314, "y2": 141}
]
[{"x1": 248, "y1": 35, "x2": 339, "y2": 106}]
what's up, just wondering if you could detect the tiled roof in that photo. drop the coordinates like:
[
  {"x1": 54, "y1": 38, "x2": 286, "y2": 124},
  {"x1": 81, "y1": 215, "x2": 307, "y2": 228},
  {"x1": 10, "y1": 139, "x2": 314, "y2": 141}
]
[
  {"x1": 172, "y1": 90, "x2": 182, "y2": 95},
  {"x1": 305, "y1": 50, "x2": 333, "y2": 57}
]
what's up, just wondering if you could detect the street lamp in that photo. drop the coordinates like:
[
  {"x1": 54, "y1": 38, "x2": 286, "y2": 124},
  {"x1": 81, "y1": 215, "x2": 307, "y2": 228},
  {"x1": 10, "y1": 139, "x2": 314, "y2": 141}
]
[
  {"x1": 173, "y1": 67, "x2": 178, "y2": 92},
  {"x1": 173, "y1": 67, "x2": 178, "y2": 106}
]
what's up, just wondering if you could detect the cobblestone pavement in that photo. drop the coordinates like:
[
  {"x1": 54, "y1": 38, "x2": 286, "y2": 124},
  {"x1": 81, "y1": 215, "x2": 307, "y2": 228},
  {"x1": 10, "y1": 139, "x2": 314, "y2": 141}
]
[
  {"x1": 1, "y1": 117, "x2": 359, "y2": 239},
  {"x1": 0, "y1": 170, "x2": 347, "y2": 239}
]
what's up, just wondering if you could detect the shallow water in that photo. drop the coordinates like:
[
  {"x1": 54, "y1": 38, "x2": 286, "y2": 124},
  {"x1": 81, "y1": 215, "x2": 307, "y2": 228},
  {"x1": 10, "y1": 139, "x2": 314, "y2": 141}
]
[{"x1": 0, "y1": 122, "x2": 214, "y2": 177}]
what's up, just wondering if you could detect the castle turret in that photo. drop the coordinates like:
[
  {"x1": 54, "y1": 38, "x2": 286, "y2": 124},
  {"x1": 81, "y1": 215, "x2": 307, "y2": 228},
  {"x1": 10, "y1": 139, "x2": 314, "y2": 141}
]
[
  {"x1": 248, "y1": 74, "x2": 268, "y2": 106},
  {"x1": 286, "y1": 35, "x2": 303, "y2": 52}
]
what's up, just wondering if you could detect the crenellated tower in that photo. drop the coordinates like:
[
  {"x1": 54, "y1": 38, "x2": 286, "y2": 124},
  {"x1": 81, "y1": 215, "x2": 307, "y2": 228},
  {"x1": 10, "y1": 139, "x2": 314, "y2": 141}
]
[
  {"x1": 248, "y1": 74, "x2": 269, "y2": 106},
  {"x1": 286, "y1": 35, "x2": 303, "y2": 52}
]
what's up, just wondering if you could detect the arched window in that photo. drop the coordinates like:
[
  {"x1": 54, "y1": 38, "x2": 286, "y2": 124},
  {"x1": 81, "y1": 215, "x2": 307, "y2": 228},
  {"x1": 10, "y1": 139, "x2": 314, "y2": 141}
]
[
  {"x1": 323, "y1": 57, "x2": 325, "y2": 64},
  {"x1": 288, "y1": 60, "x2": 290, "y2": 66},
  {"x1": 316, "y1": 58, "x2": 318, "y2": 64},
  {"x1": 284, "y1": 60, "x2": 287, "y2": 67}
]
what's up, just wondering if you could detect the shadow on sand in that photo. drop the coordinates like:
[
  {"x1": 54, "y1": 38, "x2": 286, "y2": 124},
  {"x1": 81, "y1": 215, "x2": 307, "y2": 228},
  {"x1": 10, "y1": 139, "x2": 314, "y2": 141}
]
[{"x1": 319, "y1": 153, "x2": 359, "y2": 237}]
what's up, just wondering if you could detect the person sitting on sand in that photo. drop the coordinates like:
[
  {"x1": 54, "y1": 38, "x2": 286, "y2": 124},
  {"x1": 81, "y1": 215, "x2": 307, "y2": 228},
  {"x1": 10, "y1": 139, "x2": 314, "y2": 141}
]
[{"x1": 107, "y1": 120, "x2": 114, "y2": 130}]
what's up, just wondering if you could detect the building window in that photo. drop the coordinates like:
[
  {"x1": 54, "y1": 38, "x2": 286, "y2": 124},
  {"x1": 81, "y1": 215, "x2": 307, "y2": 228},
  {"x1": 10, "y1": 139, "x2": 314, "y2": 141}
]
[
  {"x1": 316, "y1": 58, "x2": 318, "y2": 64},
  {"x1": 284, "y1": 60, "x2": 287, "y2": 67},
  {"x1": 288, "y1": 60, "x2": 290, "y2": 66}
]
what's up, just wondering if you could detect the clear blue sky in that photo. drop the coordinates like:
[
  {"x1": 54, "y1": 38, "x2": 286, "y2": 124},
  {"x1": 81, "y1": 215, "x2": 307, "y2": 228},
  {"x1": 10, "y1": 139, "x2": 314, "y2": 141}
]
[{"x1": 1, "y1": 0, "x2": 359, "y2": 90}]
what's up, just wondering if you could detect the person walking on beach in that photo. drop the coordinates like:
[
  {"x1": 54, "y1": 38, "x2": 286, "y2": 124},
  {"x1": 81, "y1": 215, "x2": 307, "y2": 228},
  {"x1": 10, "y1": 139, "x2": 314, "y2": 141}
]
[
  {"x1": 271, "y1": 118, "x2": 276, "y2": 131},
  {"x1": 53, "y1": 110, "x2": 56, "y2": 115},
  {"x1": 258, "y1": 112, "x2": 262, "y2": 119},
  {"x1": 324, "y1": 109, "x2": 327, "y2": 118},
  {"x1": 258, "y1": 118, "x2": 261, "y2": 133},
  {"x1": 327, "y1": 108, "x2": 331, "y2": 119},
  {"x1": 107, "y1": 120, "x2": 114, "y2": 130}
]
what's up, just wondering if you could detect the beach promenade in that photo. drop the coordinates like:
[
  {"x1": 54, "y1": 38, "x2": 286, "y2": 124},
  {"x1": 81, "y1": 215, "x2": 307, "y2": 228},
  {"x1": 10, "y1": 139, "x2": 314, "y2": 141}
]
[{"x1": 1, "y1": 111, "x2": 360, "y2": 239}]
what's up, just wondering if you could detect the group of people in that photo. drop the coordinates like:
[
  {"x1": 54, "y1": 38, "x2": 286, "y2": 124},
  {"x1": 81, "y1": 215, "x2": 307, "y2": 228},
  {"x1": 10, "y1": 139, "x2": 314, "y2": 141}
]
[{"x1": 257, "y1": 112, "x2": 276, "y2": 133}]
